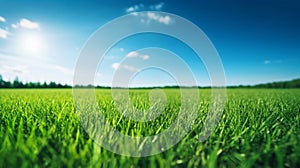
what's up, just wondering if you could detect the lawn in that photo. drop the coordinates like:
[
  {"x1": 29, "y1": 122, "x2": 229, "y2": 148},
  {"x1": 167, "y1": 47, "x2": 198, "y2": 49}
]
[{"x1": 0, "y1": 88, "x2": 299, "y2": 167}]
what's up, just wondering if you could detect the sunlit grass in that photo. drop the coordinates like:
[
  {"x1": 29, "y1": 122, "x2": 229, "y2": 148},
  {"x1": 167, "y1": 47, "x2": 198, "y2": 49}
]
[{"x1": 0, "y1": 89, "x2": 299, "y2": 167}]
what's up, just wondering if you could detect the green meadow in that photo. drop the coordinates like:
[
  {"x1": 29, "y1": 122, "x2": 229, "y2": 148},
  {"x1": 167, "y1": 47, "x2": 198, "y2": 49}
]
[{"x1": 0, "y1": 89, "x2": 299, "y2": 167}]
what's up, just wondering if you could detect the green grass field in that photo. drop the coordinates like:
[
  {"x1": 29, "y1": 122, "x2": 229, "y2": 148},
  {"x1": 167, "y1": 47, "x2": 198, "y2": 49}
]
[{"x1": 0, "y1": 89, "x2": 299, "y2": 167}]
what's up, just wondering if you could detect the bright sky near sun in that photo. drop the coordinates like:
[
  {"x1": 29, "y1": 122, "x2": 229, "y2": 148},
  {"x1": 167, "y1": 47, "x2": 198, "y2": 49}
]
[{"x1": 0, "y1": 0, "x2": 299, "y2": 86}]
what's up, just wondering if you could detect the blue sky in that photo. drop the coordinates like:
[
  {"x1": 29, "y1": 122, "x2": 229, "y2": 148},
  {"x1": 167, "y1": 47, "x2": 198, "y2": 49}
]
[{"x1": 0, "y1": 0, "x2": 299, "y2": 86}]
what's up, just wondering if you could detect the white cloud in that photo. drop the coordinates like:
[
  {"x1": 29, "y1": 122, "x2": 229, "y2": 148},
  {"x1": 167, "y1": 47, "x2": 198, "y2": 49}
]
[
  {"x1": 125, "y1": 3, "x2": 172, "y2": 25},
  {"x1": 142, "y1": 55, "x2": 150, "y2": 60},
  {"x1": 111, "y1": 63, "x2": 139, "y2": 72},
  {"x1": 159, "y1": 15, "x2": 171, "y2": 24},
  {"x1": 20, "y1": 18, "x2": 40, "y2": 29},
  {"x1": 132, "y1": 12, "x2": 173, "y2": 25},
  {"x1": 126, "y1": 7, "x2": 136, "y2": 13},
  {"x1": 126, "y1": 51, "x2": 150, "y2": 60},
  {"x1": 0, "y1": 28, "x2": 9, "y2": 39},
  {"x1": 127, "y1": 2, "x2": 164, "y2": 13},
  {"x1": 13, "y1": 18, "x2": 40, "y2": 30},
  {"x1": 126, "y1": 4, "x2": 144, "y2": 13},
  {"x1": 264, "y1": 60, "x2": 271, "y2": 64},
  {"x1": 0, "y1": 16, "x2": 6, "y2": 22},
  {"x1": 112, "y1": 63, "x2": 121, "y2": 70},
  {"x1": 123, "y1": 64, "x2": 139, "y2": 72},
  {"x1": 147, "y1": 12, "x2": 159, "y2": 20},
  {"x1": 150, "y1": 2, "x2": 164, "y2": 10},
  {"x1": 146, "y1": 12, "x2": 172, "y2": 25},
  {"x1": 11, "y1": 24, "x2": 18, "y2": 29},
  {"x1": 127, "y1": 51, "x2": 139, "y2": 57},
  {"x1": 130, "y1": 12, "x2": 139, "y2": 16}
]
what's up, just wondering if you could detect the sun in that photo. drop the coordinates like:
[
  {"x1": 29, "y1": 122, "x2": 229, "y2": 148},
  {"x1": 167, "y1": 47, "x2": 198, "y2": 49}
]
[{"x1": 19, "y1": 32, "x2": 45, "y2": 56}]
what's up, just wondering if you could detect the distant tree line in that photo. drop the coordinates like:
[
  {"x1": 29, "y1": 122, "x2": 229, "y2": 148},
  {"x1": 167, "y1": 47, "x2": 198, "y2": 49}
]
[
  {"x1": 1, "y1": 74, "x2": 300, "y2": 89},
  {"x1": 228, "y1": 79, "x2": 300, "y2": 88},
  {"x1": 0, "y1": 75, "x2": 71, "y2": 88},
  {"x1": 253, "y1": 79, "x2": 300, "y2": 88}
]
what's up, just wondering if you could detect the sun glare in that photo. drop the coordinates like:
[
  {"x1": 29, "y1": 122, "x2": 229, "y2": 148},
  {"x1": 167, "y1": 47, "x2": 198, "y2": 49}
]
[{"x1": 19, "y1": 32, "x2": 44, "y2": 56}]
